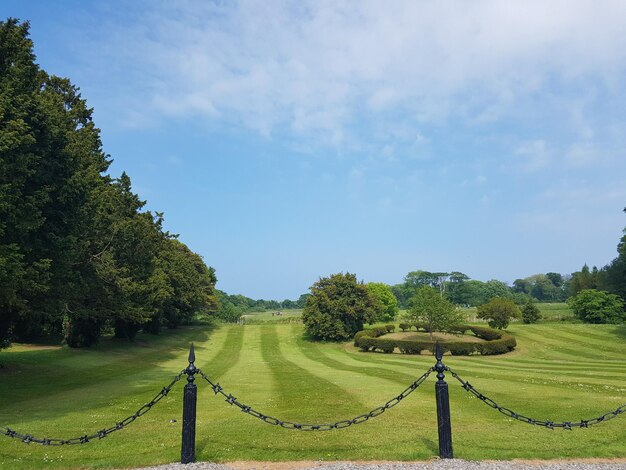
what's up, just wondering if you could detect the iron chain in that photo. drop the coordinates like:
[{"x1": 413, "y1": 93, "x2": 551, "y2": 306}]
[
  {"x1": 448, "y1": 368, "x2": 626, "y2": 429},
  {"x1": 1, "y1": 370, "x2": 186, "y2": 445},
  {"x1": 197, "y1": 366, "x2": 434, "y2": 431}
]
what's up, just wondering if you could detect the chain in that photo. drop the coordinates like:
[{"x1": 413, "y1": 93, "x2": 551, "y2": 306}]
[
  {"x1": 1, "y1": 370, "x2": 186, "y2": 445},
  {"x1": 448, "y1": 368, "x2": 626, "y2": 429},
  {"x1": 197, "y1": 366, "x2": 434, "y2": 431}
]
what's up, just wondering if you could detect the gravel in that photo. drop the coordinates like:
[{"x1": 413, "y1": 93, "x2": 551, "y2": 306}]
[{"x1": 130, "y1": 459, "x2": 626, "y2": 470}]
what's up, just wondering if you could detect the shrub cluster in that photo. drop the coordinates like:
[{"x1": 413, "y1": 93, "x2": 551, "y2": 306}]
[{"x1": 354, "y1": 324, "x2": 516, "y2": 355}]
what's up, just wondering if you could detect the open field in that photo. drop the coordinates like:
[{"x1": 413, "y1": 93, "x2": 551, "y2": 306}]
[
  {"x1": 242, "y1": 309, "x2": 303, "y2": 324},
  {"x1": 0, "y1": 321, "x2": 624, "y2": 469}
]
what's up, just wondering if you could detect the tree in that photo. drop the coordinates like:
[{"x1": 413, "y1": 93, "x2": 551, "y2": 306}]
[
  {"x1": 390, "y1": 283, "x2": 412, "y2": 309},
  {"x1": 302, "y1": 273, "x2": 378, "y2": 341},
  {"x1": 406, "y1": 286, "x2": 464, "y2": 340},
  {"x1": 476, "y1": 297, "x2": 520, "y2": 329},
  {"x1": 295, "y1": 293, "x2": 310, "y2": 309},
  {"x1": 366, "y1": 282, "x2": 398, "y2": 322},
  {"x1": 567, "y1": 289, "x2": 625, "y2": 324},
  {"x1": 1, "y1": 19, "x2": 112, "y2": 347},
  {"x1": 600, "y1": 208, "x2": 626, "y2": 300},
  {"x1": 569, "y1": 264, "x2": 599, "y2": 297},
  {"x1": 546, "y1": 272, "x2": 564, "y2": 287},
  {"x1": 521, "y1": 300, "x2": 541, "y2": 324},
  {"x1": 0, "y1": 19, "x2": 218, "y2": 348}
]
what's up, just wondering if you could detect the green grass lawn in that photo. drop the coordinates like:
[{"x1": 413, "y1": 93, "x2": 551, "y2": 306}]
[
  {"x1": 0, "y1": 321, "x2": 624, "y2": 469},
  {"x1": 242, "y1": 309, "x2": 303, "y2": 324}
]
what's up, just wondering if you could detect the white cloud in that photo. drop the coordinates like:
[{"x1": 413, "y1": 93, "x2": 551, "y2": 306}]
[{"x1": 76, "y1": 0, "x2": 626, "y2": 150}]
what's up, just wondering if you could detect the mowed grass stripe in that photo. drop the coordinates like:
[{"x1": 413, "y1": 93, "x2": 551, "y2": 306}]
[
  {"x1": 510, "y1": 329, "x2": 613, "y2": 361},
  {"x1": 521, "y1": 327, "x2": 624, "y2": 355},
  {"x1": 197, "y1": 324, "x2": 245, "y2": 381},
  {"x1": 259, "y1": 325, "x2": 363, "y2": 422},
  {"x1": 294, "y1": 332, "x2": 423, "y2": 387}
]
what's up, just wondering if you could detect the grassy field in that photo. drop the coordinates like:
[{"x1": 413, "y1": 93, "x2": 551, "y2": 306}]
[
  {"x1": 0, "y1": 320, "x2": 624, "y2": 469},
  {"x1": 242, "y1": 309, "x2": 303, "y2": 324}
]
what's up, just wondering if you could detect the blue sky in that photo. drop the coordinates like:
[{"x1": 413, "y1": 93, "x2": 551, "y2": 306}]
[{"x1": 4, "y1": 1, "x2": 626, "y2": 299}]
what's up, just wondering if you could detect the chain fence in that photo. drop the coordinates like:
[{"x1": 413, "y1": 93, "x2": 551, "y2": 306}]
[
  {"x1": 197, "y1": 366, "x2": 434, "y2": 431},
  {"x1": 448, "y1": 367, "x2": 626, "y2": 429},
  {"x1": 0, "y1": 370, "x2": 185, "y2": 445}
]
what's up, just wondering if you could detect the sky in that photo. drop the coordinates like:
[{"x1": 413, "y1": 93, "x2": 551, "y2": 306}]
[{"x1": 3, "y1": 1, "x2": 626, "y2": 300}]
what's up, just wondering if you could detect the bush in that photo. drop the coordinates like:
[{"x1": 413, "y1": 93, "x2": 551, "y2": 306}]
[
  {"x1": 353, "y1": 324, "x2": 515, "y2": 356},
  {"x1": 567, "y1": 289, "x2": 625, "y2": 324},
  {"x1": 442, "y1": 342, "x2": 475, "y2": 356},
  {"x1": 385, "y1": 324, "x2": 395, "y2": 332},
  {"x1": 396, "y1": 339, "x2": 429, "y2": 354},
  {"x1": 377, "y1": 339, "x2": 396, "y2": 353},
  {"x1": 467, "y1": 325, "x2": 502, "y2": 340},
  {"x1": 399, "y1": 323, "x2": 411, "y2": 331},
  {"x1": 522, "y1": 301, "x2": 541, "y2": 324},
  {"x1": 357, "y1": 337, "x2": 376, "y2": 351}
]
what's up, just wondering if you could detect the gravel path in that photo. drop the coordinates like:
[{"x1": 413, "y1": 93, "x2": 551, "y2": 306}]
[{"x1": 130, "y1": 459, "x2": 626, "y2": 470}]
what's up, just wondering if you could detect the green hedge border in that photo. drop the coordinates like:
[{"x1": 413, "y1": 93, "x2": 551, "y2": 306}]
[{"x1": 353, "y1": 323, "x2": 516, "y2": 355}]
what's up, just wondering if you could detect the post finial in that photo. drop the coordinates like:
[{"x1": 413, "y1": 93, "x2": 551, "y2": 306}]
[
  {"x1": 435, "y1": 341, "x2": 443, "y2": 361},
  {"x1": 188, "y1": 343, "x2": 195, "y2": 365}
]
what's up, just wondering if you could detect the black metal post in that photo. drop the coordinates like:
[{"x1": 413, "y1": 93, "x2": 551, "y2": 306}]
[
  {"x1": 181, "y1": 344, "x2": 198, "y2": 464},
  {"x1": 434, "y1": 342, "x2": 453, "y2": 459}
]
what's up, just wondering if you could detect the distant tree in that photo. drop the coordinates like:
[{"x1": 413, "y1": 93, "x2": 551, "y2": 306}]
[
  {"x1": 302, "y1": 273, "x2": 378, "y2": 341},
  {"x1": 295, "y1": 293, "x2": 311, "y2": 309},
  {"x1": 366, "y1": 282, "x2": 398, "y2": 322},
  {"x1": 512, "y1": 278, "x2": 531, "y2": 294},
  {"x1": 406, "y1": 286, "x2": 464, "y2": 340},
  {"x1": 390, "y1": 283, "x2": 412, "y2": 309},
  {"x1": 404, "y1": 270, "x2": 451, "y2": 295},
  {"x1": 477, "y1": 298, "x2": 520, "y2": 329},
  {"x1": 546, "y1": 272, "x2": 564, "y2": 287},
  {"x1": 600, "y1": 209, "x2": 626, "y2": 300},
  {"x1": 521, "y1": 300, "x2": 541, "y2": 324},
  {"x1": 567, "y1": 289, "x2": 625, "y2": 324},
  {"x1": 569, "y1": 264, "x2": 599, "y2": 297}
]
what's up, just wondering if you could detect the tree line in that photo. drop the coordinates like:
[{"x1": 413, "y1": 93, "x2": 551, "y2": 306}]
[{"x1": 0, "y1": 19, "x2": 218, "y2": 349}]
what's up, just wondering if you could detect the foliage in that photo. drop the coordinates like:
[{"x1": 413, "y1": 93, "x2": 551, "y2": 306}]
[
  {"x1": 353, "y1": 324, "x2": 516, "y2": 355},
  {"x1": 302, "y1": 272, "x2": 378, "y2": 341},
  {"x1": 366, "y1": 282, "x2": 398, "y2": 322},
  {"x1": 405, "y1": 286, "x2": 464, "y2": 339},
  {"x1": 0, "y1": 19, "x2": 217, "y2": 348},
  {"x1": 568, "y1": 264, "x2": 600, "y2": 297},
  {"x1": 476, "y1": 297, "x2": 520, "y2": 329},
  {"x1": 598, "y1": 209, "x2": 626, "y2": 301},
  {"x1": 521, "y1": 300, "x2": 541, "y2": 324},
  {"x1": 512, "y1": 273, "x2": 567, "y2": 302},
  {"x1": 567, "y1": 289, "x2": 625, "y2": 324}
]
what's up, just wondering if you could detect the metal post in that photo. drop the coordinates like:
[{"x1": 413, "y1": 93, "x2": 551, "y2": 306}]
[
  {"x1": 434, "y1": 342, "x2": 453, "y2": 459},
  {"x1": 181, "y1": 344, "x2": 197, "y2": 464}
]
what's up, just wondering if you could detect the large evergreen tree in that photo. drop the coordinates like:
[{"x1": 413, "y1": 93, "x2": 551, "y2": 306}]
[{"x1": 0, "y1": 19, "x2": 218, "y2": 348}]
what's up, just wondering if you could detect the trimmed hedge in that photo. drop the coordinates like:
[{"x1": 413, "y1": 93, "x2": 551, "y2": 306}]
[{"x1": 353, "y1": 324, "x2": 516, "y2": 355}]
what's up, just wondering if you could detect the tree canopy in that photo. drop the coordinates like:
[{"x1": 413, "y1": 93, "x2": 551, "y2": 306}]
[
  {"x1": 476, "y1": 298, "x2": 520, "y2": 329},
  {"x1": 0, "y1": 19, "x2": 218, "y2": 348},
  {"x1": 366, "y1": 282, "x2": 398, "y2": 322},
  {"x1": 567, "y1": 289, "x2": 625, "y2": 324},
  {"x1": 302, "y1": 273, "x2": 378, "y2": 341},
  {"x1": 405, "y1": 286, "x2": 464, "y2": 340}
]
